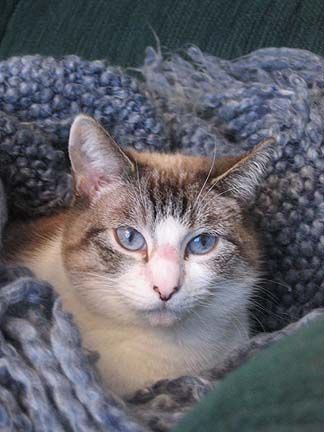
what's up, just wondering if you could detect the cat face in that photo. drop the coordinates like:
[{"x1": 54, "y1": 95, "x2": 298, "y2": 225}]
[{"x1": 62, "y1": 115, "x2": 274, "y2": 328}]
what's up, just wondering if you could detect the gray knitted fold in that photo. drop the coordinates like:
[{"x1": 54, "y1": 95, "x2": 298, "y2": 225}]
[{"x1": 0, "y1": 47, "x2": 323, "y2": 431}]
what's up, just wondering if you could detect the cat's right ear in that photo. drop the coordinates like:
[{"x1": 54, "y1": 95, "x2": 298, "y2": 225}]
[
  {"x1": 68, "y1": 114, "x2": 134, "y2": 201},
  {"x1": 210, "y1": 137, "x2": 276, "y2": 205}
]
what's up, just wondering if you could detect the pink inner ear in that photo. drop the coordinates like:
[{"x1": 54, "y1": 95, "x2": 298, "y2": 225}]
[{"x1": 76, "y1": 171, "x2": 108, "y2": 198}]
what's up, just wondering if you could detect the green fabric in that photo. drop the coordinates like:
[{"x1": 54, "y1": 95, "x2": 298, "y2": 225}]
[
  {"x1": 1, "y1": 0, "x2": 324, "y2": 66},
  {"x1": 173, "y1": 318, "x2": 324, "y2": 432},
  {"x1": 0, "y1": 0, "x2": 20, "y2": 44}
]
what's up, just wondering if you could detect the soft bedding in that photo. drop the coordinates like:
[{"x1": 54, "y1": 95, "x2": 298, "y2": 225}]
[{"x1": 0, "y1": 47, "x2": 323, "y2": 431}]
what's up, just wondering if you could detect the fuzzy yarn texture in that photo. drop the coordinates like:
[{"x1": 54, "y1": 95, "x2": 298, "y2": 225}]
[{"x1": 0, "y1": 47, "x2": 323, "y2": 431}]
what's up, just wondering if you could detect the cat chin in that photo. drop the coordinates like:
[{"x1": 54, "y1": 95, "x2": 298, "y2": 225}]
[{"x1": 144, "y1": 308, "x2": 181, "y2": 327}]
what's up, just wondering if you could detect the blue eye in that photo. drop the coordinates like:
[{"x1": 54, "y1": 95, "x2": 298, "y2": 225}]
[
  {"x1": 187, "y1": 234, "x2": 217, "y2": 255},
  {"x1": 115, "y1": 227, "x2": 146, "y2": 251}
]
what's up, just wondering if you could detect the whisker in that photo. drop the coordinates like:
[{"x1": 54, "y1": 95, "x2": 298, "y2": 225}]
[
  {"x1": 193, "y1": 143, "x2": 217, "y2": 210},
  {"x1": 135, "y1": 160, "x2": 146, "y2": 210},
  {"x1": 248, "y1": 310, "x2": 267, "y2": 333},
  {"x1": 203, "y1": 184, "x2": 238, "y2": 203},
  {"x1": 257, "y1": 277, "x2": 298, "y2": 292},
  {"x1": 248, "y1": 297, "x2": 289, "y2": 324}
]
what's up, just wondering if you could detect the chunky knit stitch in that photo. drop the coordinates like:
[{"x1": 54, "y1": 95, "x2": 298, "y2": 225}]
[
  {"x1": 0, "y1": 47, "x2": 323, "y2": 330},
  {"x1": 0, "y1": 56, "x2": 167, "y2": 215},
  {"x1": 0, "y1": 47, "x2": 323, "y2": 431}
]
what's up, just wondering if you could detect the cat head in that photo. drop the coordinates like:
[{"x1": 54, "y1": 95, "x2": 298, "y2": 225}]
[{"x1": 62, "y1": 115, "x2": 274, "y2": 328}]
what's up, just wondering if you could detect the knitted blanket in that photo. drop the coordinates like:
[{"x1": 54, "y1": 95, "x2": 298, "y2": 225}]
[{"x1": 0, "y1": 47, "x2": 323, "y2": 431}]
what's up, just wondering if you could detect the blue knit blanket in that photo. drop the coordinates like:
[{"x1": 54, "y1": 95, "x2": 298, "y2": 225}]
[{"x1": 0, "y1": 47, "x2": 323, "y2": 431}]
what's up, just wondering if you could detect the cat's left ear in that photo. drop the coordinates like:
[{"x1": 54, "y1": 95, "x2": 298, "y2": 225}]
[
  {"x1": 68, "y1": 114, "x2": 134, "y2": 200},
  {"x1": 211, "y1": 138, "x2": 276, "y2": 205}
]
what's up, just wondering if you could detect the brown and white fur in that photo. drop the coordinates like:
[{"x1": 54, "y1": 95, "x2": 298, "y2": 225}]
[{"x1": 2, "y1": 115, "x2": 274, "y2": 396}]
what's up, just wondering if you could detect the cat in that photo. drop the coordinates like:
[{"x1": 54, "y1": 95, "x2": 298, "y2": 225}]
[{"x1": 2, "y1": 115, "x2": 274, "y2": 396}]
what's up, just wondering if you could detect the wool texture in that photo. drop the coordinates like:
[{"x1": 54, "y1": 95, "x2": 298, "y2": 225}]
[{"x1": 0, "y1": 47, "x2": 323, "y2": 431}]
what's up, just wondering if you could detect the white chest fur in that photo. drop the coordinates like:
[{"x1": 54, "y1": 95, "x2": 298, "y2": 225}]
[{"x1": 20, "y1": 234, "x2": 249, "y2": 396}]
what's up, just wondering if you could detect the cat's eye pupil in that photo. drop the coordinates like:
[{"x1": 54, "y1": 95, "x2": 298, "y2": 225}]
[
  {"x1": 187, "y1": 233, "x2": 217, "y2": 255},
  {"x1": 199, "y1": 236, "x2": 207, "y2": 247},
  {"x1": 124, "y1": 229, "x2": 133, "y2": 242},
  {"x1": 115, "y1": 227, "x2": 146, "y2": 251}
]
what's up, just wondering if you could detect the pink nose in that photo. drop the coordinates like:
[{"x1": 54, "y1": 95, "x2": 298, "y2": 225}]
[
  {"x1": 149, "y1": 245, "x2": 182, "y2": 302},
  {"x1": 153, "y1": 285, "x2": 180, "y2": 302}
]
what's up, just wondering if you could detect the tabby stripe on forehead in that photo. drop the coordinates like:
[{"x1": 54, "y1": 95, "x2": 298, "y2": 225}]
[
  {"x1": 177, "y1": 192, "x2": 189, "y2": 219},
  {"x1": 147, "y1": 187, "x2": 158, "y2": 221},
  {"x1": 147, "y1": 184, "x2": 190, "y2": 222}
]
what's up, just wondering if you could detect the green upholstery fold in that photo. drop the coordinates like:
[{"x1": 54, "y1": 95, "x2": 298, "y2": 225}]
[
  {"x1": 1, "y1": 0, "x2": 324, "y2": 66},
  {"x1": 174, "y1": 318, "x2": 324, "y2": 432}
]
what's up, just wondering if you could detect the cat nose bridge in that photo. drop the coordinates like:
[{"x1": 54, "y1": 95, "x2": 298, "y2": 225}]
[{"x1": 149, "y1": 246, "x2": 182, "y2": 301}]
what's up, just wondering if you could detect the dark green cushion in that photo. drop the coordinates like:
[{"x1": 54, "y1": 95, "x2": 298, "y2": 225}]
[
  {"x1": 1, "y1": 0, "x2": 324, "y2": 66},
  {"x1": 0, "y1": 0, "x2": 18, "y2": 45},
  {"x1": 173, "y1": 318, "x2": 324, "y2": 432}
]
